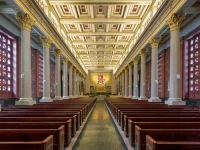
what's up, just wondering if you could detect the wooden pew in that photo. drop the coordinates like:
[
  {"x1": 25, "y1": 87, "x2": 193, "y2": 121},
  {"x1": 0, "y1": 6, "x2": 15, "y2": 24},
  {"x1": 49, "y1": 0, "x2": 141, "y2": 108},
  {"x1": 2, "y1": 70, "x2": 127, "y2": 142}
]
[
  {"x1": 2, "y1": 108, "x2": 85, "y2": 122},
  {"x1": 116, "y1": 108, "x2": 199, "y2": 122},
  {"x1": 146, "y1": 135, "x2": 200, "y2": 150},
  {"x1": 0, "y1": 125, "x2": 64, "y2": 150},
  {"x1": 0, "y1": 111, "x2": 80, "y2": 131},
  {"x1": 128, "y1": 122, "x2": 200, "y2": 146},
  {"x1": 123, "y1": 113, "x2": 200, "y2": 136},
  {"x1": 0, "y1": 135, "x2": 53, "y2": 150},
  {"x1": 0, "y1": 117, "x2": 76, "y2": 137},
  {"x1": 135, "y1": 126, "x2": 200, "y2": 150},
  {"x1": 0, "y1": 122, "x2": 71, "y2": 146}
]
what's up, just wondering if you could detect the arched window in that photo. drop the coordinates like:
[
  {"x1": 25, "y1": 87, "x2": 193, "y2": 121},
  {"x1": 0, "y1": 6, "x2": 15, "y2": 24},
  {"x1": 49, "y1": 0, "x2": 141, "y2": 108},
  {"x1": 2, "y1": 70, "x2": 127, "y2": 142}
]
[{"x1": 189, "y1": 34, "x2": 200, "y2": 99}]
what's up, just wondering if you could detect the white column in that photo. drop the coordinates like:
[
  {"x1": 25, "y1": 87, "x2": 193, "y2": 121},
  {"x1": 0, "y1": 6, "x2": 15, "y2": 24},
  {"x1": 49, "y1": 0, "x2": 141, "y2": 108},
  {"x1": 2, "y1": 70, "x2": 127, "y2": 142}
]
[
  {"x1": 53, "y1": 49, "x2": 63, "y2": 100},
  {"x1": 73, "y1": 68, "x2": 77, "y2": 97},
  {"x1": 128, "y1": 64, "x2": 132, "y2": 98},
  {"x1": 122, "y1": 71, "x2": 125, "y2": 96},
  {"x1": 69, "y1": 64, "x2": 73, "y2": 98},
  {"x1": 62, "y1": 58, "x2": 69, "y2": 99},
  {"x1": 15, "y1": 13, "x2": 36, "y2": 105},
  {"x1": 132, "y1": 57, "x2": 139, "y2": 99},
  {"x1": 165, "y1": 13, "x2": 185, "y2": 105},
  {"x1": 139, "y1": 49, "x2": 148, "y2": 100},
  {"x1": 77, "y1": 71, "x2": 80, "y2": 97},
  {"x1": 39, "y1": 37, "x2": 53, "y2": 102},
  {"x1": 148, "y1": 37, "x2": 162, "y2": 102},
  {"x1": 124, "y1": 68, "x2": 128, "y2": 98}
]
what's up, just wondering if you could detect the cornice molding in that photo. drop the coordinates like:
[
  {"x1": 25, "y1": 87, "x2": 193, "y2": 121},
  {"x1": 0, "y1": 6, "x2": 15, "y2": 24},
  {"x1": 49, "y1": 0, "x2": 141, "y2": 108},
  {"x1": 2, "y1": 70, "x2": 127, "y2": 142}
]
[{"x1": 13, "y1": 0, "x2": 87, "y2": 76}]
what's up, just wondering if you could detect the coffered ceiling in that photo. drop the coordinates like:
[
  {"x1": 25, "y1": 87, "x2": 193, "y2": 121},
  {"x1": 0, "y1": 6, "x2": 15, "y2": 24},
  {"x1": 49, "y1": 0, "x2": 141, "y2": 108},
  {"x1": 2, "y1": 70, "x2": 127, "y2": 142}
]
[{"x1": 37, "y1": 0, "x2": 163, "y2": 71}]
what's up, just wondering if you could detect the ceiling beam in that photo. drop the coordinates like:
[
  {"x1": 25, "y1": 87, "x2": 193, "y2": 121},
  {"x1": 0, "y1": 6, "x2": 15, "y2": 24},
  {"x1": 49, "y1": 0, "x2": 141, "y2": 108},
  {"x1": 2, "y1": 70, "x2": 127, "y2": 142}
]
[
  {"x1": 76, "y1": 48, "x2": 125, "y2": 51},
  {"x1": 73, "y1": 41, "x2": 129, "y2": 45},
  {"x1": 60, "y1": 18, "x2": 141, "y2": 24},
  {"x1": 67, "y1": 32, "x2": 134, "y2": 36},
  {"x1": 49, "y1": 0, "x2": 152, "y2": 5}
]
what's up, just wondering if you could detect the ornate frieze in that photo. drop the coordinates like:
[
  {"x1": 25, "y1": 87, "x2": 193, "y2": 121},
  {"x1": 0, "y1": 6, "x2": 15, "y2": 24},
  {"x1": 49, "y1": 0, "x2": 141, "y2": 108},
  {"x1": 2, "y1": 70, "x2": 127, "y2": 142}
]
[
  {"x1": 166, "y1": 13, "x2": 184, "y2": 31},
  {"x1": 16, "y1": 12, "x2": 35, "y2": 31},
  {"x1": 149, "y1": 36, "x2": 162, "y2": 48}
]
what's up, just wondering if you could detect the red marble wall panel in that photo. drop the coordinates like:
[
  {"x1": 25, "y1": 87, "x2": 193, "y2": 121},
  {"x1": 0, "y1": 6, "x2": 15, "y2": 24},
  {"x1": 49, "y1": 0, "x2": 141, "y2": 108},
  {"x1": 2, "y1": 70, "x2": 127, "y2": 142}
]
[{"x1": 146, "y1": 60, "x2": 151, "y2": 98}]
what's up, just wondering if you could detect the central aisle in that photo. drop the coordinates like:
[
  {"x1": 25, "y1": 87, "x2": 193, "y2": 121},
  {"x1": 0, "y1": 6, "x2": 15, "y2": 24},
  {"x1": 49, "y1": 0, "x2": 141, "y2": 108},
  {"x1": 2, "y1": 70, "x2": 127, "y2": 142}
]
[{"x1": 72, "y1": 99, "x2": 128, "y2": 150}]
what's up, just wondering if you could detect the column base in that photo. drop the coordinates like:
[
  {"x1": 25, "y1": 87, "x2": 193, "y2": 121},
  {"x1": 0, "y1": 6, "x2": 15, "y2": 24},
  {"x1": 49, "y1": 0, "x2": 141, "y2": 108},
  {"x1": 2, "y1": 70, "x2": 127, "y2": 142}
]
[
  {"x1": 80, "y1": 92, "x2": 83, "y2": 96},
  {"x1": 15, "y1": 98, "x2": 36, "y2": 105},
  {"x1": 132, "y1": 96, "x2": 138, "y2": 99},
  {"x1": 39, "y1": 97, "x2": 53, "y2": 102},
  {"x1": 138, "y1": 96, "x2": 148, "y2": 100},
  {"x1": 118, "y1": 92, "x2": 121, "y2": 96},
  {"x1": 148, "y1": 97, "x2": 162, "y2": 102},
  {"x1": 123, "y1": 95, "x2": 127, "y2": 98},
  {"x1": 128, "y1": 95, "x2": 132, "y2": 98},
  {"x1": 62, "y1": 96, "x2": 69, "y2": 99},
  {"x1": 165, "y1": 98, "x2": 186, "y2": 105},
  {"x1": 69, "y1": 95, "x2": 73, "y2": 98},
  {"x1": 53, "y1": 96, "x2": 63, "y2": 100}
]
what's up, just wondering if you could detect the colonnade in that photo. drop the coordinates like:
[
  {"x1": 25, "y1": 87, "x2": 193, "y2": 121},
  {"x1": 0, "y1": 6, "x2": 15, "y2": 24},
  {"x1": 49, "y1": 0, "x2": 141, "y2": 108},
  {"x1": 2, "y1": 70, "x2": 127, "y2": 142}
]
[
  {"x1": 15, "y1": 13, "x2": 85, "y2": 105},
  {"x1": 115, "y1": 13, "x2": 186, "y2": 105}
]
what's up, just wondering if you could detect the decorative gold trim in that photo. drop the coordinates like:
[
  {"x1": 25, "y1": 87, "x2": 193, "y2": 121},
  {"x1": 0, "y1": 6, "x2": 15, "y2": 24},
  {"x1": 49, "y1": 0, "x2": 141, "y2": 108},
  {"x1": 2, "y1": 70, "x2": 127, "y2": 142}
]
[
  {"x1": 133, "y1": 57, "x2": 139, "y2": 64},
  {"x1": 40, "y1": 36, "x2": 52, "y2": 49},
  {"x1": 16, "y1": 13, "x2": 35, "y2": 31},
  {"x1": 166, "y1": 13, "x2": 184, "y2": 31},
  {"x1": 139, "y1": 49, "x2": 147, "y2": 57},
  {"x1": 62, "y1": 58, "x2": 68, "y2": 64},
  {"x1": 54, "y1": 49, "x2": 62, "y2": 58},
  {"x1": 149, "y1": 36, "x2": 162, "y2": 48}
]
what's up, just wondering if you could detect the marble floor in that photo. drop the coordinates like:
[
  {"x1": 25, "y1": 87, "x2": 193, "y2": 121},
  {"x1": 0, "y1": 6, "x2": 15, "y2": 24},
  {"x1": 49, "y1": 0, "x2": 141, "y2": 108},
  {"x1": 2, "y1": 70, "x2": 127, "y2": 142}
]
[{"x1": 72, "y1": 99, "x2": 128, "y2": 150}]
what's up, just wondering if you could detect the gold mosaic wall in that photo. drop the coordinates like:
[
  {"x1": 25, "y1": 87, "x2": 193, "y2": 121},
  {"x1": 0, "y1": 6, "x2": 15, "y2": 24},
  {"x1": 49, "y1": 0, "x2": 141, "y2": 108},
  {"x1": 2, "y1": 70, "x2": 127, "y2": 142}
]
[{"x1": 90, "y1": 72, "x2": 112, "y2": 93}]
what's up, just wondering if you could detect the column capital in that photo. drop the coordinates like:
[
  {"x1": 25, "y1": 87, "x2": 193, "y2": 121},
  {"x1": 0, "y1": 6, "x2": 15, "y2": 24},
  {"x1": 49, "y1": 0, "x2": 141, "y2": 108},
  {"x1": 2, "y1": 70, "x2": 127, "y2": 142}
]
[
  {"x1": 62, "y1": 58, "x2": 68, "y2": 64},
  {"x1": 40, "y1": 36, "x2": 52, "y2": 49},
  {"x1": 128, "y1": 63, "x2": 132, "y2": 68},
  {"x1": 139, "y1": 49, "x2": 147, "y2": 57},
  {"x1": 166, "y1": 13, "x2": 184, "y2": 31},
  {"x1": 149, "y1": 36, "x2": 162, "y2": 48},
  {"x1": 16, "y1": 13, "x2": 35, "y2": 31},
  {"x1": 54, "y1": 49, "x2": 62, "y2": 58},
  {"x1": 133, "y1": 57, "x2": 139, "y2": 64}
]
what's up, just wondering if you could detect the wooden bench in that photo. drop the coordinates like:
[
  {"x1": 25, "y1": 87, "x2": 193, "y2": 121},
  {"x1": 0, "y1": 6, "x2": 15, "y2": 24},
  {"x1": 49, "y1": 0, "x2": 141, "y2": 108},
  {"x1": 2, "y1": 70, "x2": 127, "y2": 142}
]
[
  {"x1": 146, "y1": 135, "x2": 200, "y2": 150},
  {"x1": 135, "y1": 126, "x2": 200, "y2": 150},
  {"x1": 0, "y1": 122, "x2": 71, "y2": 146},
  {"x1": 123, "y1": 113, "x2": 200, "y2": 136},
  {"x1": 0, "y1": 125, "x2": 64, "y2": 150},
  {"x1": 129, "y1": 122, "x2": 200, "y2": 146},
  {"x1": 0, "y1": 117, "x2": 76, "y2": 137},
  {"x1": 2, "y1": 108, "x2": 85, "y2": 122},
  {"x1": 0, "y1": 135, "x2": 53, "y2": 150},
  {"x1": 0, "y1": 111, "x2": 80, "y2": 131}
]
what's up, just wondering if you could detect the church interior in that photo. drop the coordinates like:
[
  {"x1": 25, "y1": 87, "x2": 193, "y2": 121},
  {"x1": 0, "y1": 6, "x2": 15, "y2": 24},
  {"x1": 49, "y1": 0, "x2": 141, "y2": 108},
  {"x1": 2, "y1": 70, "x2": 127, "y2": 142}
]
[{"x1": 0, "y1": 0, "x2": 200, "y2": 149}]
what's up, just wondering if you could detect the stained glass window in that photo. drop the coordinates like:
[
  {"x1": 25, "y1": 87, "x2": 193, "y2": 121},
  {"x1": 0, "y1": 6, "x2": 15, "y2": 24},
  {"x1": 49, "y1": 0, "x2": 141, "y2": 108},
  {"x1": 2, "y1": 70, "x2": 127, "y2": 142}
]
[
  {"x1": 0, "y1": 32, "x2": 13, "y2": 98},
  {"x1": 189, "y1": 34, "x2": 200, "y2": 99}
]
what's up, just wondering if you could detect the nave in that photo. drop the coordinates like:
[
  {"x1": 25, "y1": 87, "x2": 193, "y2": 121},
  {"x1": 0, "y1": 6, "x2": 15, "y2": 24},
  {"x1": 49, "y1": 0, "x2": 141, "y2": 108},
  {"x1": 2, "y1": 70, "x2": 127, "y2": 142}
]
[{"x1": 72, "y1": 98, "x2": 127, "y2": 150}]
